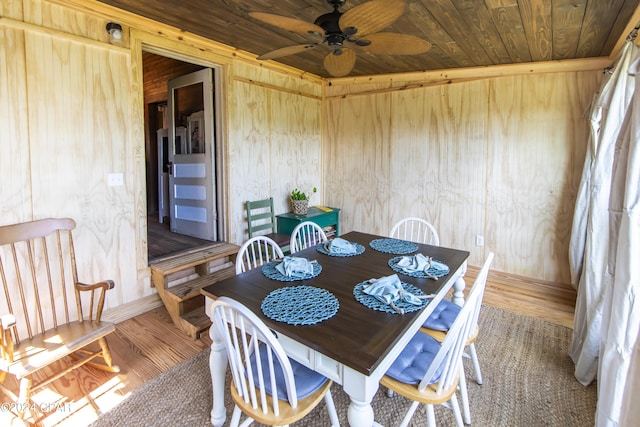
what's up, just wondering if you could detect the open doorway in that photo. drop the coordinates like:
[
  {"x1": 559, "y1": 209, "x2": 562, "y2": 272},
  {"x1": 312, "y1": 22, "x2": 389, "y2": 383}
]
[{"x1": 142, "y1": 52, "x2": 223, "y2": 263}]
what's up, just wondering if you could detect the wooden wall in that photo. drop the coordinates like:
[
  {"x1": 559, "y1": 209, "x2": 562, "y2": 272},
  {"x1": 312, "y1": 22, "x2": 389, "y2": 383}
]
[
  {"x1": 324, "y1": 71, "x2": 600, "y2": 284},
  {"x1": 0, "y1": 0, "x2": 323, "y2": 313},
  {"x1": 1, "y1": 0, "x2": 141, "y2": 306},
  {"x1": 0, "y1": 0, "x2": 603, "y2": 317},
  {"x1": 227, "y1": 63, "x2": 323, "y2": 245}
]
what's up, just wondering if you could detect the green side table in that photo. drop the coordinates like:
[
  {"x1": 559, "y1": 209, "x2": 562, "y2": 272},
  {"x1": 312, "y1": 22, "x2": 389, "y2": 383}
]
[{"x1": 276, "y1": 207, "x2": 340, "y2": 238}]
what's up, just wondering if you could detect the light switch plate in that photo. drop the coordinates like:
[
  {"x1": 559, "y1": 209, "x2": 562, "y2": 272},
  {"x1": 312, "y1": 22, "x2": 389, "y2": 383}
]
[{"x1": 108, "y1": 173, "x2": 124, "y2": 186}]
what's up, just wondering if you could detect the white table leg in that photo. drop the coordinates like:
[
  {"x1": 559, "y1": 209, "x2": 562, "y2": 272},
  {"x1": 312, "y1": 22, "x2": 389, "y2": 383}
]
[
  {"x1": 452, "y1": 261, "x2": 467, "y2": 306},
  {"x1": 347, "y1": 397, "x2": 375, "y2": 427},
  {"x1": 343, "y1": 368, "x2": 379, "y2": 427},
  {"x1": 209, "y1": 316, "x2": 228, "y2": 427}
]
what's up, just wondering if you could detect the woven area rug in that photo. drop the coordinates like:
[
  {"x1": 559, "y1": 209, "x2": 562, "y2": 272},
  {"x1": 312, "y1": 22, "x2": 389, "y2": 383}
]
[{"x1": 90, "y1": 305, "x2": 596, "y2": 426}]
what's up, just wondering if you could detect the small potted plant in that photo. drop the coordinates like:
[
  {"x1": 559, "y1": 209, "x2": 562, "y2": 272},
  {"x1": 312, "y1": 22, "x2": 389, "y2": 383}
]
[{"x1": 290, "y1": 187, "x2": 316, "y2": 215}]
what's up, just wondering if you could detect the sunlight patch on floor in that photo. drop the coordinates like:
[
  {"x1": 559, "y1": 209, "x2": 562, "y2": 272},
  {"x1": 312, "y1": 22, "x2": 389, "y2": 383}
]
[{"x1": 11, "y1": 376, "x2": 132, "y2": 427}]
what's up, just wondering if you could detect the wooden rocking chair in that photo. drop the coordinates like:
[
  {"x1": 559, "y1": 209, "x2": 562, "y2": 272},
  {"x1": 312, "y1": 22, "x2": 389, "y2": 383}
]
[{"x1": 0, "y1": 218, "x2": 119, "y2": 420}]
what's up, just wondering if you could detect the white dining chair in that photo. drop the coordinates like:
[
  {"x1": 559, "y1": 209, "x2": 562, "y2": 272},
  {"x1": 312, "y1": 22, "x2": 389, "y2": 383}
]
[
  {"x1": 420, "y1": 252, "x2": 494, "y2": 424},
  {"x1": 389, "y1": 217, "x2": 440, "y2": 246},
  {"x1": 211, "y1": 297, "x2": 340, "y2": 426},
  {"x1": 380, "y1": 262, "x2": 483, "y2": 427},
  {"x1": 236, "y1": 235, "x2": 285, "y2": 274},
  {"x1": 289, "y1": 221, "x2": 328, "y2": 254}
]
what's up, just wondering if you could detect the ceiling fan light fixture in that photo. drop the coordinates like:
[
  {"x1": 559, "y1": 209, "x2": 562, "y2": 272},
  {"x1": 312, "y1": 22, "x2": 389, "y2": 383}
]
[{"x1": 326, "y1": 34, "x2": 345, "y2": 46}]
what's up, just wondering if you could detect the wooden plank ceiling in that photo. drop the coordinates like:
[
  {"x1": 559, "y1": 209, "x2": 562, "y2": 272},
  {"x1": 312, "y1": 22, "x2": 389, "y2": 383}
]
[{"x1": 98, "y1": 0, "x2": 640, "y2": 78}]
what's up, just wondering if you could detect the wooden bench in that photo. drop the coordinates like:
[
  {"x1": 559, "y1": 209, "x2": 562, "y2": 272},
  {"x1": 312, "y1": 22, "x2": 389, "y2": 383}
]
[
  {"x1": 150, "y1": 243, "x2": 239, "y2": 339},
  {"x1": 0, "y1": 218, "x2": 119, "y2": 420}
]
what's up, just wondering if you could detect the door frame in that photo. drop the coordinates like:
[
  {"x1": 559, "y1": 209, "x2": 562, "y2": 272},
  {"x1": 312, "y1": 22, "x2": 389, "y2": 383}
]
[{"x1": 141, "y1": 44, "x2": 229, "y2": 246}]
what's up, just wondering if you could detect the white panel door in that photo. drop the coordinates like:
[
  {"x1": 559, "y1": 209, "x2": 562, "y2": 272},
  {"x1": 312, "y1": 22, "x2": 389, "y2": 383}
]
[{"x1": 168, "y1": 69, "x2": 216, "y2": 240}]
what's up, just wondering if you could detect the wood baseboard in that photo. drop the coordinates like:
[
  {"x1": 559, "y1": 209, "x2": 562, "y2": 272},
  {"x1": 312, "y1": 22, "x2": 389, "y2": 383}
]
[{"x1": 102, "y1": 294, "x2": 164, "y2": 324}]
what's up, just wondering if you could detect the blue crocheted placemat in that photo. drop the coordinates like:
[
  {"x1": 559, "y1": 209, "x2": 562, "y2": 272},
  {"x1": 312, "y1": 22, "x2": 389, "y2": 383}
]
[
  {"x1": 388, "y1": 256, "x2": 450, "y2": 279},
  {"x1": 369, "y1": 238, "x2": 419, "y2": 255},
  {"x1": 261, "y1": 261, "x2": 322, "y2": 282},
  {"x1": 353, "y1": 281, "x2": 430, "y2": 314},
  {"x1": 316, "y1": 242, "x2": 366, "y2": 257},
  {"x1": 261, "y1": 286, "x2": 339, "y2": 325}
]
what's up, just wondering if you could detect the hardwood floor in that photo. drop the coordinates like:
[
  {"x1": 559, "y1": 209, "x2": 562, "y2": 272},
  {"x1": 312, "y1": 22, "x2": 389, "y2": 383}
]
[
  {"x1": 0, "y1": 267, "x2": 576, "y2": 426},
  {"x1": 147, "y1": 214, "x2": 217, "y2": 263}
]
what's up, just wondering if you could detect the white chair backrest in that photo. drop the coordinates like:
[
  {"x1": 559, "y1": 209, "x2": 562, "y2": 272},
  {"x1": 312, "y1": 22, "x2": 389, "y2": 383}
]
[
  {"x1": 289, "y1": 221, "x2": 328, "y2": 254},
  {"x1": 418, "y1": 264, "x2": 487, "y2": 394},
  {"x1": 390, "y1": 217, "x2": 440, "y2": 246},
  {"x1": 236, "y1": 236, "x2": 284, "y2": 274},
  {"x1": 467, "y1": 252, "x2": 494, "y2": 337},
  {"x1": 212, "y1": 297, "x2": 299, "y2": 416}
]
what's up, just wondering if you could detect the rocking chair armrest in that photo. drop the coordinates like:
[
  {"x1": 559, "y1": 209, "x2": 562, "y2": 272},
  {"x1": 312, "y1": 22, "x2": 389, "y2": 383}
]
[
  {"x1": 75, "y1": 279, "x2": 116, "y2": 293},
  {"x1": 0, "y1": 314, "x2": 16, "y2": 329}
]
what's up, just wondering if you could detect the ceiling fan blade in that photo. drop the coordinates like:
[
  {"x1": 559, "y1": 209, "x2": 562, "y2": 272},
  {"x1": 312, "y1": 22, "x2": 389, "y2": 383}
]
[
  {"x1": 257, "y1": 44, "x2": 318, "y2": 60},
  {"x1": 323, "y1": 48, "x2": 356, "y2": 77},
  {"x1": 357, "y1": 33, "x2": 432, "y2": 55},
  {"x1": 339, "y1": 0, "x2": 406, "y2": 38},
  {"x1": 249, "y1": 11, "x2": 325, "y2": 36}
]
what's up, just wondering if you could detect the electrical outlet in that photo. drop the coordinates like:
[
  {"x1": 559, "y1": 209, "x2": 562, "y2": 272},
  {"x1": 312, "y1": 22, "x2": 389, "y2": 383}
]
[
  {"x1": 475, "y1": 235, "x2": 484, "y2": 247},
  {"x1": 107, "y1": 173, "x2": 124, "y2": 187}
]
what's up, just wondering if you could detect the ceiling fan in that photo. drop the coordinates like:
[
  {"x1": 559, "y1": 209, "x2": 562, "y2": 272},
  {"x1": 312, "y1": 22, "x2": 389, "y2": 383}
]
[{"x1": 249, "y1": 0, "x2": 431, "y2": 77}]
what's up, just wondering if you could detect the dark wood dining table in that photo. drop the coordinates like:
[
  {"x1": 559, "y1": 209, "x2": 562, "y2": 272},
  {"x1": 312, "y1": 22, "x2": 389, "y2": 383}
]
[{"x1": 202, "y1": 231, "x2": 469, "y2": 427}]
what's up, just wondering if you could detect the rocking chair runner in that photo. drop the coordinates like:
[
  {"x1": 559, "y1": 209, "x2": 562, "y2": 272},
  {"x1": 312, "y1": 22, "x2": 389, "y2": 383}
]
[{"x1": 0, "y1": 218, "x2": 119, "y2": 419}]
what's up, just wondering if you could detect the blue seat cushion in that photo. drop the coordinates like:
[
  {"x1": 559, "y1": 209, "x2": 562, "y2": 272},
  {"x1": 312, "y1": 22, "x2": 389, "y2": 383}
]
[
  {"x1": 250, "y1": 343, "x2": 329, "y2": 400},
  {"x1": 386, "y1": 332, "x2": 445, "y2": 385},
  {"x1": 422, "y1": 299, "x2": 461, "y2": 331}
]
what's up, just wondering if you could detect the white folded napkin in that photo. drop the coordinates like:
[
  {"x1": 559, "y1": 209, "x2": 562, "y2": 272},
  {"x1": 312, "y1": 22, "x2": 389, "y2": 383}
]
[
  {"x1": 327, "y1": 237, "x2": 358, "y2": 254},
  {"x1": 363, "y1": 274, "x2": 423, "y2": 306},
  {"x1": 396, "y1": 254, "x2": 449, "y2": 276},
  {"x1": 275, "y1": 256, "x2": 314, "y2": 278}
]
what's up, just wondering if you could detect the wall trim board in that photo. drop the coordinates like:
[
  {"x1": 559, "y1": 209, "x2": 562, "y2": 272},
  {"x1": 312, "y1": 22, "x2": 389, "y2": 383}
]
[
  {"x1": 324, "y1": 76, "x2": 488, "y2": 99},
  {"x1": 232, "y1": 76, "x2": 322, "y2": 100},
  {"x1": 101, "y1": 294, "x2": 164, "y2": 324},
  {"x1": 325, "y1": 57, "x2": 612, "y2": 89}
]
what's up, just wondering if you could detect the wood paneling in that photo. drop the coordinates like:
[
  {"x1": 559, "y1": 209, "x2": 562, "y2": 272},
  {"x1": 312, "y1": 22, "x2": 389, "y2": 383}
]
[
  {"x1": 228, "y1": 68, "x2": 322, "y2": 246},
  {"x1": 1, "y1": 4, "x2": 140, "y2": 307},
  {"x1": 578, "y1": 0, "x2": 629, "y2": 57},
  {"x1": 324, "y1": 93, "x2": 392, "y2": 235},
  {"x1": 486, "y1": 72, "x2": 597, "y2": 282},
  {"x1": 390, "y1": 80, "x2": 488, "y2": 262},
  {"x1": 142, "y1": 53, "x2": 203, "y2": 104},
  {"x1": 86, "y1": 0, "x2": 640, "y2": 78},
  {"x1": 552, "y1": 0, "x2": 588, "y2": 60},
  {"x1": 325, "y1": 71, "x2": 601, "y2": 285},
  {"x1": 0, "y1": 25, "x2": 31, "y2": 225}
]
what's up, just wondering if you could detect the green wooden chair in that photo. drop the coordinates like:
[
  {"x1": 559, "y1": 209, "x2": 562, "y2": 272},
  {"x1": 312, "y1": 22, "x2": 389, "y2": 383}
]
[{"x1": 246, "y1": 197, "x2": 290, "y2": 253}]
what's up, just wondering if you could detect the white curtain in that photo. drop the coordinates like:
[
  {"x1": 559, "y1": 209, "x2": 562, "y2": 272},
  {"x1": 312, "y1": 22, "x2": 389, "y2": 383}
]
[
  {"x1": 568, "y1": 37, "x2": 640, "y2": 426},
  {"x1": 598, "y1": 53, "x2": 640, "y2": 426}
]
